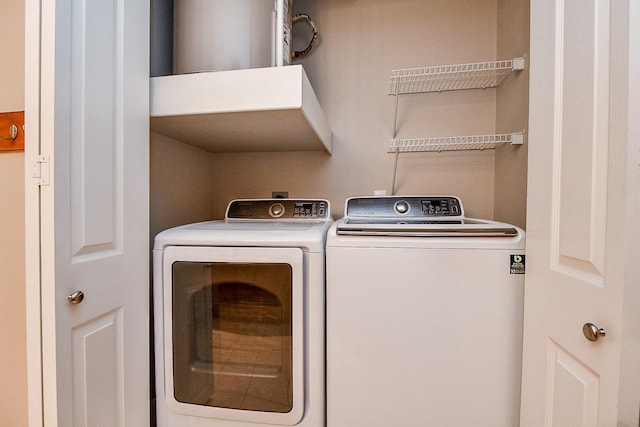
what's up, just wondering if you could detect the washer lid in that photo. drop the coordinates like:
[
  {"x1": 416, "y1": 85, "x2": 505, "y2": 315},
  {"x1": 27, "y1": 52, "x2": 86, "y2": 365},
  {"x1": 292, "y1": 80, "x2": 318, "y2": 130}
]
[{"x1": 336, "y1": 218, "x2": 519, "y2": 237}]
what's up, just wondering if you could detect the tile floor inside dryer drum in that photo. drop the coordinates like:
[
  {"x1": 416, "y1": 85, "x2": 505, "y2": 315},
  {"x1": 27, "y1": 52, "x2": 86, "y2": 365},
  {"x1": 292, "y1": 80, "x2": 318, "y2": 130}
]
[{"x1": 207, "y1": 328, "x2": 293, "y2": 412}]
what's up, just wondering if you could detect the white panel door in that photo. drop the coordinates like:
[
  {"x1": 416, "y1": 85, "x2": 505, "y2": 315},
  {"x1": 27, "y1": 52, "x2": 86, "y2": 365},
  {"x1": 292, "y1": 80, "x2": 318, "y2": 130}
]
[
  {"x1": 28, "y1": 0, "x2": 150, "y2": 425},
  {"x1": 521, "y1": 0, "x2": 640, "y2": 425}
]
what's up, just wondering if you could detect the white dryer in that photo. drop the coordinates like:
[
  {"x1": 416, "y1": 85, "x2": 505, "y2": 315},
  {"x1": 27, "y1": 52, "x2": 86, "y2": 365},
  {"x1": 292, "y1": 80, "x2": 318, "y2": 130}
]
[
  {"x1": 326, "y1": 196, "x2": 525, "y2": 427},
  {"x1": 153, "y1": 199, "x2": 331, "y2": 427}
]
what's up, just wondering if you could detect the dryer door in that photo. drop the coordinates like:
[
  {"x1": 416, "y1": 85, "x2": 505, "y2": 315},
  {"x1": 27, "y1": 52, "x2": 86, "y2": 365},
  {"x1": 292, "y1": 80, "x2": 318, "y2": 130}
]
[{"x1": 160, "y1": 246, "x2": 304, "y2": 425}]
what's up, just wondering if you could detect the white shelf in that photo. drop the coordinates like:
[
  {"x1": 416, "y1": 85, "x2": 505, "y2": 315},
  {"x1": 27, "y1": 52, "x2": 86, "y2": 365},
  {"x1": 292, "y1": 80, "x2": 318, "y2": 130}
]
[
  {"x1": 389, "y1": 57, "x2": 525, "y2": 95},
  {"x1": 150, "y1": 65, "x2": 332, "y2": 153},
  {"x1": 389, "y1": 132, "x2": 524, "y2": 153}
]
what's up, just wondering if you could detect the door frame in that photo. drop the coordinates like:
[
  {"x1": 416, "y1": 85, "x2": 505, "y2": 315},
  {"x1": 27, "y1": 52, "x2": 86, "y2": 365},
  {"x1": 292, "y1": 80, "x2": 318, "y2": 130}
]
[
  {"x1": 25, "y1": 0, "x2": 67, "y2": 421},
  {"x1": 24, "y1": 0, "x2": 43, "y2": 423},
  {"x1": 616, "y1": 0, "x2": 640, "y2": 420}
]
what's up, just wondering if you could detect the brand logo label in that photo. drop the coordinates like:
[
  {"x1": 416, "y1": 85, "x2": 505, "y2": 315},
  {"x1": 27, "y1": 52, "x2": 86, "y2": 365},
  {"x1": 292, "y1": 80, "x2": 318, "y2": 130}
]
[{"x1": 510, "y1": 254, "x2": 525, "y2": 274}]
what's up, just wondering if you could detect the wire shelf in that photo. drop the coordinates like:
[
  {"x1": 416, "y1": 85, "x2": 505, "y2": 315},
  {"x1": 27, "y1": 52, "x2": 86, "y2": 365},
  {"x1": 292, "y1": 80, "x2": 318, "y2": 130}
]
[
  {"x1": 388, "y1": 132, "x2": 524, "y2": 153},
  {"x1": 389, "y1": 57, "x2": 525, "y2": 95}
]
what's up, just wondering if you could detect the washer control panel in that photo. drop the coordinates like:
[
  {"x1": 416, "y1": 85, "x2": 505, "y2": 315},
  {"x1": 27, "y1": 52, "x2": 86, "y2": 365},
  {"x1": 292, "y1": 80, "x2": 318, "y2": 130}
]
[
  {"x1": 345, "y1": 196, "x2": 463, "y2": 218},
  {"x1": 226, "y1": 199, "x2": 330, "y2": 220}
]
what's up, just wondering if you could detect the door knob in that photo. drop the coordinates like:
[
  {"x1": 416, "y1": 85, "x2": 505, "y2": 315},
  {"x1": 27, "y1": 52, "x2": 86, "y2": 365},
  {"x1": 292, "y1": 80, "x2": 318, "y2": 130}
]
[
  {"x1": 67, "y1": 290, "x2": 85, "y2": 305},
  {"x1": 583, "y1": 322, "x2": 606, "y2": 342}
]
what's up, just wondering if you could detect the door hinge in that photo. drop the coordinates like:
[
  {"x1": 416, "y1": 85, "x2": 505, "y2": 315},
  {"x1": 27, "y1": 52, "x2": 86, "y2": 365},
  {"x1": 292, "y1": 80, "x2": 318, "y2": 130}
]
[{"x1": 31, "y1": 155, "x2": 50, "y2": 186}]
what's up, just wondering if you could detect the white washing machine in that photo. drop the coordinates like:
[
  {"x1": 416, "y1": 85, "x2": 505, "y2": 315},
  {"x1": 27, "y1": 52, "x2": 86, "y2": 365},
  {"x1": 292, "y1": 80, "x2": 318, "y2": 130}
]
[
  {"x1": 326, "y1": 196, "x2": 525, "y2": 427},
  {"x1": 153, "y1": 199, "x2": 332, "y2": 427}
]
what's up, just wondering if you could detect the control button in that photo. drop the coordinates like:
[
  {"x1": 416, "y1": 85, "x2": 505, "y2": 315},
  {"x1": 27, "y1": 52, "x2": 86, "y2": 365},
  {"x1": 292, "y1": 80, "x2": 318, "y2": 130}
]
[
  {"x1": 394, "y1": 200, "x2": 410, "y2": 215},
  {"x1": 269, "y1": 202, "x2": 285, "y2": 218}
]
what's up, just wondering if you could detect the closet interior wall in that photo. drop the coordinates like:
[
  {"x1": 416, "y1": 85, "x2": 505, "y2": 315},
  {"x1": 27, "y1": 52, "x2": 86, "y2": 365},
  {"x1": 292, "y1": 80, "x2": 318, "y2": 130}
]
[{"x1": 150, "y1": 0, "x2": 529, "y2": 226}]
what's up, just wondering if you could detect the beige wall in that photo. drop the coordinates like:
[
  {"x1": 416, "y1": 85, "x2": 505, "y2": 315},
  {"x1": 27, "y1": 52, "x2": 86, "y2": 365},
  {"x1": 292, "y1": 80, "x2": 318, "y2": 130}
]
[
  {"x1": 210, "y1": 0, "x2": 503, "y2": 219},
  {"x1": 495, "y1": 0, "x2": 530, "y2": 228},
  {"x1": 0, "y1": 0, "x2": 28, "y2": 425},
  {"x1": 150, "y1": 133, "x2": 215, "y2": 240}
]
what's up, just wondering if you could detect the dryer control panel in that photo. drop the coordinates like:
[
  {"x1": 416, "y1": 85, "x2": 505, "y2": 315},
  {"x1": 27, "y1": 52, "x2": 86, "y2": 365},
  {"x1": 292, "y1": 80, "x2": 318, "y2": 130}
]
[
  {"x1": 226, "y1": 199, "x2": 330, "y2": 220},
  {"x1": 345, "y1": 196, "x2": 463, "y2": 218}
]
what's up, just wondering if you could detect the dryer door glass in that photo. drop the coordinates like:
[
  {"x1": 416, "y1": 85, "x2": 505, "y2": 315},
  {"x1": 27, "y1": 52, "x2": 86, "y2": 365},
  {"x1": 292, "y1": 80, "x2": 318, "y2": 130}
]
[{"x1": 171, "y1": 261, "x2": 293, "y2": 413}]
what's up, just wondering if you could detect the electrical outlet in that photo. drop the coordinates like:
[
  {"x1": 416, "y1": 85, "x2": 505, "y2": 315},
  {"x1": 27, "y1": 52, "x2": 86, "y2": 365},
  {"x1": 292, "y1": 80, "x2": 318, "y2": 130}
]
[{"x1": 272, "y1": 191, "x2": 289, "y2": 198}]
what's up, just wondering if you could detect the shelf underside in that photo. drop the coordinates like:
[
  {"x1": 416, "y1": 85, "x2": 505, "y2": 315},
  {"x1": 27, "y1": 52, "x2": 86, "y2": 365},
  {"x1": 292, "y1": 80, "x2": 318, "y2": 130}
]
[
  {"x1": 151, "y1": 109, "x2": 326, "y2": 152},
  {"x1": 150, "y1": 65, "x2": 332, "y2": 153}
]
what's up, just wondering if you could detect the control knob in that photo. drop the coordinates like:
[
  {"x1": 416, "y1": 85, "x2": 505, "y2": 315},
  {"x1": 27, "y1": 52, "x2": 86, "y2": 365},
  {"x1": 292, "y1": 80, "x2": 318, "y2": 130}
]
[
  {"x1": 394, "y1": 200, "x2": 410, "y2": 215},
  {"x1": 269, "y1": 202, "x2": 285, "y2": 218}
]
